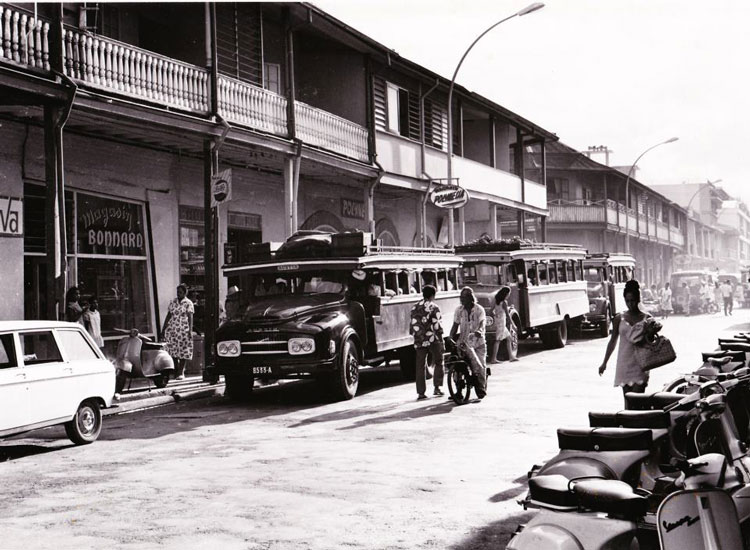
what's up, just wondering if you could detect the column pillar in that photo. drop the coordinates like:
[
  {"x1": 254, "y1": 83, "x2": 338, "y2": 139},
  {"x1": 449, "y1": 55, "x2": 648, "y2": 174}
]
[
  {"x1": 518, "y1": 210, "x2": 525, "y2": 239},
  {"x1": 490, "y1": 203, "x2": 498, "y2": 240},
  {"x1": 458, "y1": 207, "x2": 466, "y2": 244},
  {"x1": 283, "y1": 157, "x2": 295, "y2": 238},
  {"x1": 203, "y1": 140, "x2": 219, "y2": 369}
]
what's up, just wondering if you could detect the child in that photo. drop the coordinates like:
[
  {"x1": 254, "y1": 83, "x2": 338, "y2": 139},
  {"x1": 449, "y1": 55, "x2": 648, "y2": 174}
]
[
  {"x1": 83, "y1": 298, "x2": 105, "y2": 349},
  {"x1": 489, "y1": 286, "x2": 518, "y2": 363}
]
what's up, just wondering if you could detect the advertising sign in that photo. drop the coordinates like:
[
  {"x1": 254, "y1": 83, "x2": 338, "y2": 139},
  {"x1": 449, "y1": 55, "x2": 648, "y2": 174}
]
[
  {"x1": 341, "y1": 198, "x2": 366, "y2": 220},
  {"x1": 429, "y1": 184, "x2": 469, "y2": 209},
  {"x1": 77, "y1": 193, "x2": 146, "y2": 256},
  {"x1": 0, "y1": 196, "x2": 22, "y2": 237},
  {"x1": 211, "y1": 168, "x2": 232, "y2": 207}
]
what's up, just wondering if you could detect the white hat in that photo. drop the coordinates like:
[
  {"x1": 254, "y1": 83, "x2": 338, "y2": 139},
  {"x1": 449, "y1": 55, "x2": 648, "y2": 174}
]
[
  {"x1": 276, "y1": 278, "x2": 287, "y2": 285},
  {"x1": 227, "y1": 285, "x2": 241, "y2": 297},
  {"x1": 352, "y1": 269, "x2": 366, "y2": 281}
]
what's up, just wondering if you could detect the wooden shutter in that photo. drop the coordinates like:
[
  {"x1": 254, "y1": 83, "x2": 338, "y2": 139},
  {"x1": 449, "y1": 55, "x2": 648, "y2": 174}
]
[
  {"x1": 373, "y1": 77, "x2": 387, "y2": 132},
  {"x1": 215, "y1": 3, "x2": 263, "y2": 86}
]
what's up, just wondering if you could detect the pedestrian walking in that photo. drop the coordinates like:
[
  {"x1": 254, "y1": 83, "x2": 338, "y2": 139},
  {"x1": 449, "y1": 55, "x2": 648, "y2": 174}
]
[
  {"x1": 721, "y1": 280, "x2": 734, "y2": 316},
  {"x1": 660, "y1": 282, "x2": 673, "y2": 319},
  {"x1": 82, "y1": 298, "x2": 105, "y2": 349},
  {"x1": 162, "y1": 284, "x2": 194, "y2": 380},
  {"x1": 408, "y1": 284, "x2": 445, "y2": 400},
  {"x1": 489, "y1": 286, "x2": 518, "y2": 364},
  {"x1": 65, "y1": 287, "x2": 85, "y2": 325},
  {"x1": 598, "y1": 280, "x2": 651, "y2": 404},
  {"x1": 449, "y1": 287, "x2": 487, "y2": 398}
]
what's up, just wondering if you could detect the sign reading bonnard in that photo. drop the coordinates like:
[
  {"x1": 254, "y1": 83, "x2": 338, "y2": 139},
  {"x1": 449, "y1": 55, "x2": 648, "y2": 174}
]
[
  {"x1": 77, "y1": 193, "x2": 146, "y2": 256},
  {"x1": 429, "y1": 184, "x2": 469, "y2": 209}
]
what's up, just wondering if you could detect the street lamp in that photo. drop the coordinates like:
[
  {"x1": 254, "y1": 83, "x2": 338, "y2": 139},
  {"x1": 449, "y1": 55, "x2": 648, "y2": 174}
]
[
  {"x1": 624, "y1": 137, "x2": 679, "y2": 253},
  {"x1": 686, "y1": 178, "x2": 722, "y2": 215},
  {"x1": 445, "y1": 2, "x2": 545, "y2": 247}
]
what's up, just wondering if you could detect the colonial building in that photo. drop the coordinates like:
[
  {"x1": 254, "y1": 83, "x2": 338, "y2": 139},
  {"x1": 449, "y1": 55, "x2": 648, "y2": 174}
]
[
  {"x1": 539, "y1": 141, "x2": 688, "y2": 286},
  {"x1": 0, "y1": 2, "x2": 555, "y2": 363}
]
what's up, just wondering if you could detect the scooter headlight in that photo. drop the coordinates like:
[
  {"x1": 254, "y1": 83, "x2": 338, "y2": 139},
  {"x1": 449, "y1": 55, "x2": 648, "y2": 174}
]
[
  {"x1": 486, "y1": 315, "x2": 494, "y2": 327},
  {"x1": 288, "y1": 338, "x2": 315, "y2": 355},
  {"x1": 217, "y1": 340, "x2": 241, "y2": 357}
]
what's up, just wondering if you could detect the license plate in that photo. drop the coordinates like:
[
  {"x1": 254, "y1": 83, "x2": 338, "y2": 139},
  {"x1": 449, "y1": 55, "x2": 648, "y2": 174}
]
[{"x1": 252, "y1": 366, "x2": 273, "y2": 375}]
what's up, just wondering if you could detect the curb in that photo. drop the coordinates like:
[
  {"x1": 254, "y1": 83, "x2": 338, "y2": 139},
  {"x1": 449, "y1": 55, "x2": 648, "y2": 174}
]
[{"x1": 105, "y1": 384, "x2": 225, "y2": 416}]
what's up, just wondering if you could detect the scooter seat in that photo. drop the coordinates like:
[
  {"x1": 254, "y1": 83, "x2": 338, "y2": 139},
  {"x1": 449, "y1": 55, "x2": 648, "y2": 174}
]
[
  {"x1": 557, "y1": 428, "x2": 653, "y2": 452},
  {"x1": 625, "y1": 391, "x2": 684, "y2": 411},
  {"x1": 707, "y1": 356, "x2": 733, "y2": 366},
  {"x1": 719, "y1": 342, "x2": 750, "y2": 353},
  {"x1": 702, "y1": 350, "x2": 746, "y2": 362},
  {"x1": 573, "y1": 479, "x2": 649, "y2": 518},
  {"x1": 589, "y1": 410, "x2": 670, "y2": 429},
  {"x1": 527, "y1": 474, "x2": 578, "y2": 509}
]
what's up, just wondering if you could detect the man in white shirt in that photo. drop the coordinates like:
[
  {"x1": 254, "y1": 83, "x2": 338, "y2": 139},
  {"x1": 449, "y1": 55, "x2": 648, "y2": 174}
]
[
  {"x1": 449, "y1": 287, "x2": 487, "y2": 398},
  {"x1": 721, "y1": 280, "x2": 734, "y2": 316}
]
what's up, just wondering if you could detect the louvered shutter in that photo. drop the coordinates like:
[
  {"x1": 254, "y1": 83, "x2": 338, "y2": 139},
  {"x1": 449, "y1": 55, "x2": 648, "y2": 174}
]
[
  {"x1": 373, "y1": 77, "x2": 387, "y2": 132},
  {"x1": 215, "y1": 3, "x2": 263, "y2": 86}
]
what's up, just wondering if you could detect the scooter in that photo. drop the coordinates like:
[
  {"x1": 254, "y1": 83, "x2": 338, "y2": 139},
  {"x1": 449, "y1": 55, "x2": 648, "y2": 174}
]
[{"x1": 113, "y1": 328, "x2": 175, "y2": 393}]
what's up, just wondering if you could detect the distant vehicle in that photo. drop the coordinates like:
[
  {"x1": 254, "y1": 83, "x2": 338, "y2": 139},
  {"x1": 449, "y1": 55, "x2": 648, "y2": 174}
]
[
  {"x1": 581, "y1": 253, "x2": 635, "y2": 337},
  {"x1": 670, "y1": 270, "x2": 715, "y2": 314},
  {"x1": 210, "y1": 231, "x2": 462, "y2": 401},
  {"x1": 0, "y1": 321, "x2": 115, "y2": 445},
  {"x1": 741, "y1": 267, "x2": 750, "y2": 307},
  {"x1": 640, "y1": 288, "x2": 661, "y2": 316},
  {"x1": 456, "y1": 241, "x2": 589, "y2": 349}
]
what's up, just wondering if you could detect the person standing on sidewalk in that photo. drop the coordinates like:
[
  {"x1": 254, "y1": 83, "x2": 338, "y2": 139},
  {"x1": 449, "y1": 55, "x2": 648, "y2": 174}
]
[
  {"x1": 409, "y1": 285, "x2": 445, "y2": 401},
  {"x1": 721, "y1": 280, "x2": 734, "y2": 316},
  {"x1": 660, "y1": 282, "x2": 673, "y2": 319},
  {"x1": 489, "y1": 286, "x2": 518, "y2": 364},
  {"x1": 82, "y1": 298, "x2": 105, "y2": 350},
  {"x1": 162, "y1": 284, "x2": 194, "y2": 380},
  {"x1": 450, "y1": 287, "x2": 487, "y2": 398}
]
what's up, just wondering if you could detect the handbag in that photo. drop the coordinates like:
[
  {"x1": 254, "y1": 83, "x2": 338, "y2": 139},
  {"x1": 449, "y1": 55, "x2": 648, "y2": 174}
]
[{"x1": 633, "y1": 334, "x2": 676, "y2": 371}]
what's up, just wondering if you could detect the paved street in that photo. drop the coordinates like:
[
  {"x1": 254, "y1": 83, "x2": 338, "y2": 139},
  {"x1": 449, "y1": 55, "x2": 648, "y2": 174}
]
[{"x1": 0, "y1": 311, "x2": 748, "y2": 550}]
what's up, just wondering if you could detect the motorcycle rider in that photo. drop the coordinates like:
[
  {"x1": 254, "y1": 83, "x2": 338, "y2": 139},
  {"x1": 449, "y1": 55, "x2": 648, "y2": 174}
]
[{"x1": 449, "y1": 287, "x2": 487, "y2": 398}]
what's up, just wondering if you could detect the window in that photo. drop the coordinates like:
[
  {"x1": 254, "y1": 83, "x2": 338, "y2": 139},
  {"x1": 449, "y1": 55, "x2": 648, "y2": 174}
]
[
  {"x1": 263, "y1": 63, "x2": 281, "y2": 95},
  {"x1": 397, "y1": 271, "x2": 415, "y2": 295},
  {"x1": 424, "y1": 100, "x2": 448, "y2": 151},
  {"x1": 527, "y1": 263, "x2": 539, "y2": 286},
  {"x1": 557, "y1": 261, "x2": 566, "y2": 283},
  {"x1": 549, "y1": 261, "x2": 558, "y2": 284},
  {"x1": 502, "y1": 264, "x2": 518, "y2": 285},
  {"x1": 0, "y1": 334, "x2": 17, "y2": 369},
  {"x1": 57, "y1": 330, "x2": 99, "y2": 361},
  {"x1": 384, "y1": 271, "x2": 399, "y2": 295},
  {"x1": 538, "y1": 263, "x2": 549, "y2": 285},
  {"x1": 20, "y1": 331, "x2": 62, "y2": 365},
  {"x1": 567, "y1": 261, "x2": 576, "y2": 282},
  {"x1": 447, "y1": 269, "x2": 458, "y2": 291},
  {"x1": 574, "y1": 260, "x2": 583, "y2": 281},
  {"x1": 551, "y1": 178, "x2": 570, "y2": 202},
  {"x1": 421, "y1": 270, "x2": 437, "y2": 289},
  {"x1": 386, "y1": 83, "x2": 410, "y2": 138}
]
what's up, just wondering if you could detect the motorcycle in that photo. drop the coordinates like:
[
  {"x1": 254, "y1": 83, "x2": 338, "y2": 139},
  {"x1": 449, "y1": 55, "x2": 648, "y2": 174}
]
[
  {"x1": 113, "y1": 328, "x2": 175, "y2": 393},
  {"x1": 443, "y1": 338, "x2": 489, "y2": 404}
]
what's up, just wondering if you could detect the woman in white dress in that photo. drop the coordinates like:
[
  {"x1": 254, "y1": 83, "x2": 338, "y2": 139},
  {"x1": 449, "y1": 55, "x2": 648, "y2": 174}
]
[{"x1": 489, "y1": 286, "x2": 518, "y2": 364}]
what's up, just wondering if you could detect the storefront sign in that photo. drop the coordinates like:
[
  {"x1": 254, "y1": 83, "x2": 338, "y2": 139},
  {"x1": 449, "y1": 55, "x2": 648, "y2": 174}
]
[
  {"x1": 0, "y1": 196, "x2": 22, "y2": 237},
  {"x1": 211, "y1": 168, "x2": 233, "y2": 207},
  {"x1": 429, "y1": 184, "x2": 469, "y2": 209},
  {"x1": 77, "y1": 194, "x2": 146, "y2": 256},
  {"x1": 341, "y1": 198, "x2": 366, "y2": 220}
]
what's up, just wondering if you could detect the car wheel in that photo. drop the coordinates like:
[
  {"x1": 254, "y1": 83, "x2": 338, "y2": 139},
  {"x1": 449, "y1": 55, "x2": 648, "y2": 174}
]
[
  {"x1": 154, "y1": 373, "x2": 170, "y2": 388},
  {"x1": 65, "y1": 399, "x2": 103, "y2": 445},
  {"x1": 330, "y1": 337, "x2": 360, "y2": 401},
  {"x1": 225, "y1": 374, "x2": 254, "y2": 401}
]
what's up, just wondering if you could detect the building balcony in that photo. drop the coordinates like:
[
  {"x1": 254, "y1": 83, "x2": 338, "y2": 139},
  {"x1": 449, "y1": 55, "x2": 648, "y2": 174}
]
[
  {"x1": 0, "y1": 4, "x2": 370, "y2": 163},
  {"x1": 376, "y1": 131, "x2": 546, "y2": 211}
]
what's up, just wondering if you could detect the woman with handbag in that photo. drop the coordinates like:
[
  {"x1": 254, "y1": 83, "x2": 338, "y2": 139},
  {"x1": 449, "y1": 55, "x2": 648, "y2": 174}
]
[{"x1": 598, "y1": 280, "x2": 651, "y2": 403}]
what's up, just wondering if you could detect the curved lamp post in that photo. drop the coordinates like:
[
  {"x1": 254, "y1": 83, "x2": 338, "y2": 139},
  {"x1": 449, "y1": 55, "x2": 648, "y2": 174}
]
[
  {"x1": 624, "y1": 137, "x2": 679, "y2": 253},
  {"x1": 446, "y1": 2, "x2": 545, "y2": 247},
  {"x1": 684, "y1": 179, "x2": 721, "y2": 264}
]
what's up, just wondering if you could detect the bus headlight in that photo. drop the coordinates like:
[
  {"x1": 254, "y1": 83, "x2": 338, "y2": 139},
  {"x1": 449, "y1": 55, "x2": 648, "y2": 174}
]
[
  {"x1": 217, "y1": 340, "x2": 241, "y2": 357},
  {"x1": 288, "y1": 338, "x2": 316, "y2": 355},
  {"x1": 589, "y1": 303, "x2": 598, "y2": 313},
  {"x1": 486, "y1": 315, "x2": 494, "y2": 327}
]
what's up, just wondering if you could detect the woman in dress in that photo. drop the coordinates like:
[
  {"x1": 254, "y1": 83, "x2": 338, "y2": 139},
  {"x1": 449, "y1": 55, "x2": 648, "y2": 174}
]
[
  {"x1": 162, "y1": 284, "x2": 194, "y2": 380},
  {"x1": 660, "y1": 282, "x2": 673, "y2": 319},
  {"x1": 489, "y1": 286, "x2": 518, "y2": 363},
  {"x1": 598, "y1": 280, "x2": 651, "y2": 404}
]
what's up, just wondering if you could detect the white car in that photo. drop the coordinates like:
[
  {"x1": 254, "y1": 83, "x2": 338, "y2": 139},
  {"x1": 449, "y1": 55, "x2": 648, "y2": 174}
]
[{"x1": 0, "y1": 321, "x2": 115, "y2": 445}]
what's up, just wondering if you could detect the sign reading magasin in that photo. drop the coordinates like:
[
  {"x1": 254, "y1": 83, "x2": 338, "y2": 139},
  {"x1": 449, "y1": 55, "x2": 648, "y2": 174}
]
[
  {"x1": 77, "y1": 193, "x2": 146, "y2": 256},
  {"x1": 429, "y1": 184, "x2": 469, "y2": 209}
]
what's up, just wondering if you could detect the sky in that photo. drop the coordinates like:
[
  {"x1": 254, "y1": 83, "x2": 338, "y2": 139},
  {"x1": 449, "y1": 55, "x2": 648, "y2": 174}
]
[{"x1": 315, "y1": 0, "x2": 749, "y2": 202}]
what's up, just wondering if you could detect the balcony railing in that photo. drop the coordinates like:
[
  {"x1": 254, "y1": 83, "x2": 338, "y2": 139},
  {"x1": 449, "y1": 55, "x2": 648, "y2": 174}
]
[
  {"x1": 63, "y1": 28, "x2": 210, "y2": 111},
  {"x1": 295, "y1": 100, "x2": 369, "y2": 162},
  {"x1": 0, "y1": 6, "x2": 50, "y2": 70},
  {"x1": 547, "y1": 202, "x2": 605, "y2": 223},
  {"x1": 218, "y1": 74, "x2": 287, "y2": 137}
]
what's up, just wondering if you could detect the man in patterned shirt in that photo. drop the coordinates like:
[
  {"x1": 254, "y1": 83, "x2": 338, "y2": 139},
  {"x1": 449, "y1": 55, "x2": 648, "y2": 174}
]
[
  {"x1": 409, "y1": 285, "x2": 445, "y2": 400},
  {"x1": 450, "y1": 286, "x2": 487, "y2": 398}
]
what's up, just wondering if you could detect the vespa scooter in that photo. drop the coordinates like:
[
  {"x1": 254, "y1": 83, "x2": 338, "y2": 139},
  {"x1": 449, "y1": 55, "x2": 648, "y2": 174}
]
[{"x1": 113, "y1": 328, "x2": 175, "y2": 393}]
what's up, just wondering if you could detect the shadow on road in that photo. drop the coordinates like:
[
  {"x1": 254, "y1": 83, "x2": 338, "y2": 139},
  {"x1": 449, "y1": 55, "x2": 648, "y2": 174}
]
[
  {"x1": 449, "y1": 510, "x2": 534, "y2": 550},
  {"x1": 488, "y1": 475, "x2": 528, "y2": 503},
  {"x1": 0, "y1": 442, "x2": 72, "y2": 461}
]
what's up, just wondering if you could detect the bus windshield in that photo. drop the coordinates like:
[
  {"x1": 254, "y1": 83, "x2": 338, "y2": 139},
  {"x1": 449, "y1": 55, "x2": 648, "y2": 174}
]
[{"x1": 244, "y1": 270, "x2": 350, "y2": 299}]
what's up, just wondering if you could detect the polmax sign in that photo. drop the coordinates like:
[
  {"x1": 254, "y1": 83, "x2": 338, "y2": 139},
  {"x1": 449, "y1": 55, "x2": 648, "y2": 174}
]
[{"x1": 428, "y1": 184, "x2": 469, "y2": 209}]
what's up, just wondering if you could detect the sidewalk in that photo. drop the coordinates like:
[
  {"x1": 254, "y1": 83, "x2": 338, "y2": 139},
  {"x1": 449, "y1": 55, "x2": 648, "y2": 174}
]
[{"x1": 104, "y1": 375, "x2": 225, "y2": 416}]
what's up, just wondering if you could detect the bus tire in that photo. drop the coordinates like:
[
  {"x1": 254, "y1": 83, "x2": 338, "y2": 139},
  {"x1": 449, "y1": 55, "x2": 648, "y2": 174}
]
[
  {"x1": 599, "y1": 309, "x2": 611, "y2": 338},
  {"x1": 399, "y1": 347, "x2": 416, "y2": 381},
  {"x1": 330, "y1": 336, "x2": 360, "y2": 401},
  {"x1": 225, "y1": 374, "x2": 254, "y2": 401},
  {"x1": 541, "y1": 319, "x2": 567, "y2": 349}
]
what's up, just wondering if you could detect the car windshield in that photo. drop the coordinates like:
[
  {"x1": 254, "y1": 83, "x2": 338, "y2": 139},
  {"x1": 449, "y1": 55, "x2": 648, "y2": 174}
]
[
  {"x1": 587, "y1": 282, "x2": 605, "y2": 299},
  {"x1": 244, "y1": 270, "x2": 349, "y2": 300},
  {"x1": 584, "y1": 267, "x2": 601, "y2": 283}
]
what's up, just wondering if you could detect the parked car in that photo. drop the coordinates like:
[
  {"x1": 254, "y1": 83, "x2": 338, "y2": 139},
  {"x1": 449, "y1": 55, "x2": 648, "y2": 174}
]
[{"x1": 0, "y1": 321, "x2": 115, "y2": 444}]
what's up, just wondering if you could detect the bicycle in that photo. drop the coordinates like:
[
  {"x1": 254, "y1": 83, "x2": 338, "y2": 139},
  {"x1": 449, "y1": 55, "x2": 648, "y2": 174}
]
[{"x1": 444, "y1": 338, "x2": 489, "y2": 404}]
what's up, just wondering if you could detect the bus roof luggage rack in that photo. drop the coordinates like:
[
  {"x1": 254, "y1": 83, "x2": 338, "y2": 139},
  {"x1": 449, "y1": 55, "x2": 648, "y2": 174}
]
[{"x1": 456, "y1": 235, "x2": 585, "y2": 253}]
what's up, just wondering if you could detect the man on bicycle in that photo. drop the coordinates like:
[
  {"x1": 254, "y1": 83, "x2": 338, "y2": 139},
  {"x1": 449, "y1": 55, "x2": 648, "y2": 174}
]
[{"x1": 449, "y1": 287, "x2": 487, "y2": 398}]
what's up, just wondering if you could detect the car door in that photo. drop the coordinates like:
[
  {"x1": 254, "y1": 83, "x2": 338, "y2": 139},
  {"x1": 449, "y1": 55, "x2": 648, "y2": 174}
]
[
  {"x1": 18, "y1": 330, "x2": 71, "y2": 424},
  {"x1": 0, "y1": 332, "x2": 28, "y2": 433},
  {"x1": 54, "y1": 328, "x2": 111, "y2": 410}
]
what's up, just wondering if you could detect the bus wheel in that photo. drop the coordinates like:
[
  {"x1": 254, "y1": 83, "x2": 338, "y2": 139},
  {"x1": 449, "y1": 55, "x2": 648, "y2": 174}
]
[
  {"x1": 225, "y1": 374, "x2": 254, "y2": 401},
  {"x1": 330, "y1": 337, "x2": 360, "y2": 400},
  {"x1": 399, "y1": 347, "x2": 416, "y2": 381},
  {"x1": 541, "y1": 319, "x2": 567, "y2": 349},
  {"x1": 599, "y1": 309, "x2": 611, "y2": 338}
]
